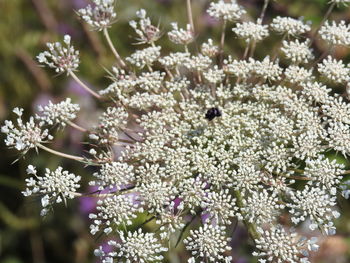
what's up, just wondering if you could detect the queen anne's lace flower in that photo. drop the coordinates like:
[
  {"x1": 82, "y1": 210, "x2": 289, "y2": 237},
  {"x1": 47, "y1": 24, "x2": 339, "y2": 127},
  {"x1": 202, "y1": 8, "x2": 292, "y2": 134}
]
[
  {"x1": 37, "y1": 35, "x2": 79, "y2": 74},
  {"x1": 36, "y1": 98, "x2": 80, "y2": 127},
  {"x1": 5, "y1": 1, "x2": 350, "y2": 263},
  {"x1": 287, "y1": 185, "x2": 340, "y2": 234},
  {"x1": 284, "y1": 66, "x2": 313, "y2": 84},
  {"x1": 158, "y1": 52, "x2": 190, "y2": 68},
  {"x1": 253, "y1": 226, "x2": 318, "y2": 263},
  {"x1": 22, "y1": 166, "x2": 81, "y2": 216},
  {"x1": 203, "y1": 66, "x2": 225, "y2": 84},
  {"x1": 281, "y1": 40, "x2": 314, "y2": 64},
  {"x1": 207, "y1": 0, "x2": 246, "y2": 21},
  {"x1": 77, "y1": 0, "x2": 117, "y2": 31},
  {"x1": 223, "y1": 57, "x2": 253, "y2": 78},
  {"x1": 304, "y1": 156, "x2": 345, "y2": 193},
  {"x1": 168, "y1": 23, "x2": 194, "y2": 45},
  {"x1": 322, "y1": 96, "x2": 350, "y2": 123},
  {"x1": 301, "y1": 81, "x2": 330, "y2": 103},
  {"x1": 201, "y1": 39, "x2": 219, "y2": 57},
  {"x1": 233, "y1": 20, "x2": 269, "y2": 43},
  {"x1": 129, "y1": 9, "x2": 161, "y2": 44},
  {"x1": 96, "y1": 229, "x2": 168, "y2": 263},
  {"x1": 242, "y1": 189, "x2": 285, "y2": 225},
  {"x1": 94, "y1": 107, "x2": 128, "y2": 144},
  {"x1": 319, "y1": 20, "x2": 350, "y2": 46},
  {"x1": 90, "y1": 161, "x2": 135, "y2": 190},
  {"x1": 184, "y1": 224, "x2": 232, "y2": 262},
  {"x1": 318, "y1": 56, "x2": 350, "y2": 84},
  {"x1": 327, "y1": 121, "x2": 350, "y2": 155},
  {"x1": 89, "y1": 195, "x2": 144, "y2": 235},
  {"x1": 126, "y1": 46, "x2": 161, "y2": 68},
  {"x1": 2, "y1": 108, "x2": 52, "y2": 153},
  {"x1": 271, "y1": 16, "x2": 311, "y2": 36},
  {"x1": 139, "y1": 179, "x2": 177, "y2": 214},
  {"x1": 252, "y1": 57, "x2": 283, "y2": 81},
  {"x1": 201, "y1": 189, "x2": 240, "y2": 224}
]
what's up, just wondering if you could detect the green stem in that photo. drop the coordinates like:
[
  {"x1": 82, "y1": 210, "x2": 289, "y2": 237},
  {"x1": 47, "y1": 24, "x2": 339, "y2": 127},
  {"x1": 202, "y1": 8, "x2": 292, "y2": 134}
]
[{"x1": 233, "y1": 190, "x2": 260, "y2": 240}]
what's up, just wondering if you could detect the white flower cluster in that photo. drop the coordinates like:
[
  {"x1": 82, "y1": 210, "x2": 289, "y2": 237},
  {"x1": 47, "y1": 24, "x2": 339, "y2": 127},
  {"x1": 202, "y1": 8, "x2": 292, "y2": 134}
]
[
  {"x1": 89, "y1": 194, "x2": 144, "y2": 235},
  {"x1": 281, "y1": 39, "x2": 314, "y2": 64},
  {"x1": 4, "y1": 0, "x2": 350, "y2": 263},
  {"x1": 90, "y1": 161, "x2": 135, "y2": 190},
  {"x1": 129, "y1": 9, "x2": 161, "y2": 44},
  {"x1": 253, "y1": 226, "x2": 319, "y2": 263},
  {"x1": 168, "y1": 23, "x2": 194, "y2": 45},
  {"x1": 77, "y1": 0, "x2": 117, "y2": 31},
  {"x1": 93, "y1": 107, "x2": 128, "y2": 144},
  {"x1": 207, "y1": 0, "x2": 246, "y2": 21},
  {"x1": 2, "y1": 108, "x2": 52, "y2": 153},
  {"x1": 233, "y1": 19, "x2": 269, "y2": 43},
  {"x1": 36, "y1": 98, "x2": 80, "y2": 127},
  {"x1": 37, "y1": 35, "x2": 80, "y2": 74},
  {"x1": 201, "y1": 39, "x2": 219, "y2": 57},
  {"x1": 319, "y1": 20, "x2": 350, "y2": 46},
  {"x1": 126, "y1": 46, "x2": 161, "y2": 68},
  {"x1": 184, "y1": 224, "x2": 232, "y2": 262},
  {"x1": 270, "y1": 16, "x2": 311, "y2": 36},
  {"x1": 22, "y1": 166, "x2": 81, "y2": 216},
  {"x1": 95, "y1": 229, "x2": 168, "y2": 263},
  {"x1": 318, "y1": 55, "x2": 350, "y2": 84}
]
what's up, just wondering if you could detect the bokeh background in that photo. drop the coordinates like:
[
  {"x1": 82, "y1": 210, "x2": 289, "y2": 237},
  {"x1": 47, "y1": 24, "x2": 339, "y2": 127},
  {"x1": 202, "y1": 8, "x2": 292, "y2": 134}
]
[{"x1": 0, "y1": 0, "x2": 350, "y2": 262}]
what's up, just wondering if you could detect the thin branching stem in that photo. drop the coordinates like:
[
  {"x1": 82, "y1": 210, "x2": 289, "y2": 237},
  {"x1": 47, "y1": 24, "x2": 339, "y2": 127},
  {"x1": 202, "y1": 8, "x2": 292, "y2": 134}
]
[
  {"x1": 186, "y1": 0, "x2": 195, "y2": 33},
  {"x1": 68, "y1": 71, "x2": 102, "y2": 99},
  {"x1": 219, "y1": 20, "x2": 227, "y2": 66},
  {"x1": 259, "y1": 0, "x2": 270, "y2": 22},
  {"x1": 249, "y1": 0, "x2": 269, "y2": 58},
  {"x1": 103, "y1": 28, "x2": 127, "y2": 69},
  {"x1": 67, "y1": 121, "x2": 87, "y2": 133},
  {"x1": 310, "y1": 2, "x2": 336, "y2": 46},
  {"x1": 37, "y1": 143, "x2": 84, "y2": 162},
  {"x1": 233, "y1": 190, "x2": 260, "y2": 241}
]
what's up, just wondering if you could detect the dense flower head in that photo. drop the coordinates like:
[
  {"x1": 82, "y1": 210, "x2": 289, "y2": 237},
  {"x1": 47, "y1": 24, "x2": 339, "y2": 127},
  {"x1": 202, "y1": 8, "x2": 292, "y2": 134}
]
[
  {"x1": 23, "y1": 166, "x2": 81, "y2": 216},
  {"x1": 4, "y1": 0, "x2": 350, "y2": 262},
  {"x1": 2, "y1": 108, "x2": 52, "y2": 154},
  {"x1": 281, "y1": 39, "x2": 314, "y2": 64},
  {"x1": 168, "y1": 23, "x2": 194, "y2": 45},
  {"x1": 129, "y1": 9, "x2": 161, "y2": 44},
  {"x1": 77, "y1": 0, "x2": 117, "y2": 31},
  {"x1": 270, "y1": 16, "x2": 311, "y2": 36},
  {"x1": 89, "y1": 194, "x2": 144, "y2": 235},
  {"x1": 36, "y1": 98, "x2": 80, "y2": 127},
  {"x1": 207, "y1": 0, "x2": 246, "y2": 21},
  {"x1": 184, "y1": 224, "x2": 232, "y2": 262},
  {"x1": 96, "y1": 229, "x2": 168, "y2": 263},
  {"x1": 233, "y1": 19, "x2": 269, "y2": 43},
  {"x1": 318, "y1": 55, "x2": 350, "y2": 84},
  {"x1": 253, "y1": 226, "x2": 318, "y2": 263},
  {"x1": 319, "y1": 20, "x2": 350, "y2": 46},
  {"x1": 126, "y1": 46, "x2": 161, "y2": 68},
  {"x1": 37, "y1": 35, "x2": 80, "y2": 74}
]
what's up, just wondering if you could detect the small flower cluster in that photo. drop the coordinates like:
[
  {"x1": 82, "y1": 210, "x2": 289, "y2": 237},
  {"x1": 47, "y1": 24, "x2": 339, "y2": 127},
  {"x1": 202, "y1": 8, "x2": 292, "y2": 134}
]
[
  {"x1": 23, "y1": 165, "x2": 81, "y2": 216},
  {"x1": 77, "y1": 0, "x2": 117, "y2": 31},
  {"x1": 37, "y1": 35, "x2": 79, "y2": 74},
  {"x1": 3, "y1": 0, "x2": 350, "y2": 262}
]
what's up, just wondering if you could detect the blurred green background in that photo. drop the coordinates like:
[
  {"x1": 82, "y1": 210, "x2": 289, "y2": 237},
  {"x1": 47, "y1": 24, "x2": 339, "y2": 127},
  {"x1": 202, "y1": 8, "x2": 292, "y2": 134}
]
[{"x1": 0, "y1": 0, "x2": 350, "y2": 262}]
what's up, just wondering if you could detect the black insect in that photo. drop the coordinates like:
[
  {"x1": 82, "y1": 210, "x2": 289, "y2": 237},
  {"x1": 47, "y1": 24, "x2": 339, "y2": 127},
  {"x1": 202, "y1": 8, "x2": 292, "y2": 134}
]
[{"x1": 205, "y1": 107, "x2": 222, "y2": 121}]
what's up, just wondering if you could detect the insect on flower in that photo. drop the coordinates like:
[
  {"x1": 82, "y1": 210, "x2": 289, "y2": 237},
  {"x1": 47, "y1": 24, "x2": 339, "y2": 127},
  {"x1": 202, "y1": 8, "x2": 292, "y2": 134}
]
[{"x1": 205, "y1": 107, "x2": 222, "y2": 121}]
